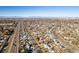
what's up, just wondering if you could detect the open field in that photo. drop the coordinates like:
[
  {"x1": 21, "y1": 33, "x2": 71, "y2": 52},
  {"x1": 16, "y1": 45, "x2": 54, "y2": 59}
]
[{"x1": 0, "y1": 18, "x2": 79, "y2": 53}]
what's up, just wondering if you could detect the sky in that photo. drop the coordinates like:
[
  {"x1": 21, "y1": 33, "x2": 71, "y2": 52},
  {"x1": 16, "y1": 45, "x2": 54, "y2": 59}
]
[{"x1": 0, "y1": 6, "x2": 79, "y2": 17}]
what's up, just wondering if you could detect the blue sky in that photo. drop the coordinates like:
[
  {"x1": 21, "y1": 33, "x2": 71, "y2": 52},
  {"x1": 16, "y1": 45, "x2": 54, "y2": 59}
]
[{"x1": 0, "y1": 6, "x2": 79, "y2": 17}]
